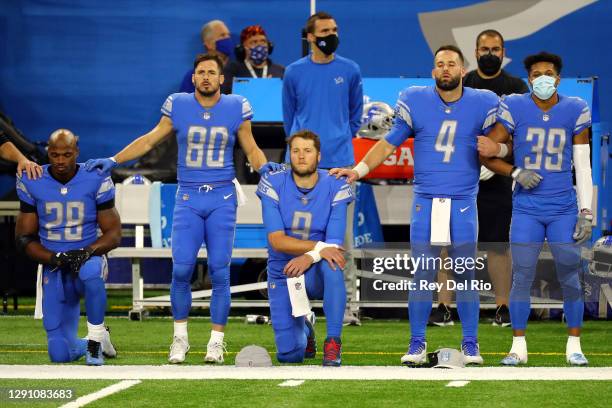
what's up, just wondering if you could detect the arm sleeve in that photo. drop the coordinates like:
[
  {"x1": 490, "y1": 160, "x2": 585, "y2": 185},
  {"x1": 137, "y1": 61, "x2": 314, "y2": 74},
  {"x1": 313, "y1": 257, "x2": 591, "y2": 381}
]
[
  {"x1": 573, "y1": 101, "x2": 592, "y2": 136},
  {"x1": 15, "y1": 176, "x2": 35, "y2": 206},
  {"x1": 495, "y1": 97, "x2": 516, "y2": 134},
  {"x1": 96, "y1": 174, "x2": 116, "y2": 205},
  {"x1": 282, "y1": 70, "x2": 296, "y2": 138},
  {"x1": 482, "y1": 94, "x2": 499, "y2": 135},
  {"x1": 573, "y1": 143, "x2": 593, "y2": 211},
  {"x1": 19, "y1": 200, "x2": 36, "y2": 213},
  {"x1": 349, "y1": 66, "x2": 364, "y2": 137},
  {"x1": 384, "y1": 95, "x2": 414, "y2": 146},
  {"x1": 161, "y1": 94, "x2": 175, "y2": 118},
  {"x1": 261, "y1": 196, "x2": 285, "y2": 234},
  {"x1": 240, "y1": 97, "x2": 254, "y2": 122},
  {"x1": 325, "y1": 202, "x2": 349, "y2": 245}
]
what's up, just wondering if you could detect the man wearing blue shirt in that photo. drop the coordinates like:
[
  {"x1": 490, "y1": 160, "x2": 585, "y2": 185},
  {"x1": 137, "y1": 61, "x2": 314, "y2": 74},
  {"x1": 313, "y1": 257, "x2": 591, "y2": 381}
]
[
  {"x1": 479, "y1": 52, "x2": 592, "y2": 366},
  {"x1": 283, "y1": 11, "x2": 363, "y2": 325},
  {"x1": 86, "y1": 54, "x2": 279, "y2": 364},
  {"x1": 331, "y1": 45, "x2": 499, "y2": 365},
  {"x1": 257, "y1": 130, "x2": 353, "y2": 366}
]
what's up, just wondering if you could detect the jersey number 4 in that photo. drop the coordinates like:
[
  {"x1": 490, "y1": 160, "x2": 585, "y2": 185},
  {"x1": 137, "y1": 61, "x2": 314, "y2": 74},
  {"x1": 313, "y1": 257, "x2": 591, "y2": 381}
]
[
  {"x1": 525, "y1": 127, "x2": 566, "y2": 171},
  {"x1": 434, "y1": 120, "x2": 457, "y2": 163},
  {"x1": 45, "y1": 201, "x2": 84, "y2": 241},
  {"x1": 186, "y1": 126, "x2": 229, "y2": 168}
]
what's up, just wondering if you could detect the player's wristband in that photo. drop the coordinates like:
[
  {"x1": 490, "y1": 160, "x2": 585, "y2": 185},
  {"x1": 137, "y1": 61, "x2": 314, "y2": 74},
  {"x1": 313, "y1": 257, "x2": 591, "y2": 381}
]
[
  {"x1": 110, "y1": 157, "x2": 117, "y2": 163},
  {"x1": 511, "y1": 166, "x2": 521, "y2": 179},
  {"x1": 496, "y1": 143, "x2": 509, "y2": 158},
  {"x1": 580, "y1": 208, "x2": 593, "y2": 221},
  {"x1": 353, "y1": 162, "x2": 369, "y2": 179},
  {"x1": 305, "y1": 250, "x2": 322, "y2": 263}
]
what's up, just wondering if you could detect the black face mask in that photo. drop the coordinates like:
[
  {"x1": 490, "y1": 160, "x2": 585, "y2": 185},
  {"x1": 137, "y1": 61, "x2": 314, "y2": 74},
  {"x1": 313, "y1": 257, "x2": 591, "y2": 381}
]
[
  {"x1": 315, "y1": 34, "x2": 339, "y2": 56},
  {"x1": 477, "y1": 53, "x2": 502, "y2": 76}
]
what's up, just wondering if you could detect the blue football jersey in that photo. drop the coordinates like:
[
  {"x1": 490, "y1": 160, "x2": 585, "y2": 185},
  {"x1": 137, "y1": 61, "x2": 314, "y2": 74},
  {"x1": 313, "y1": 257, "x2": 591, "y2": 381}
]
[
  {"x1": 161, "y1": 93, "x2": 254, "y2": 184},
  {"x1": 256, "y1": 169, "x2": 354, "y2": 263},
  {"x1": 385, "y1": 86, "x2": 499, "y2": 199},
  {"x1": 16, "y1": 165, "x2": 115, "y2": 252},
  {"x1": 497, "y1": 93, "x2": 591, "y2": 198}
]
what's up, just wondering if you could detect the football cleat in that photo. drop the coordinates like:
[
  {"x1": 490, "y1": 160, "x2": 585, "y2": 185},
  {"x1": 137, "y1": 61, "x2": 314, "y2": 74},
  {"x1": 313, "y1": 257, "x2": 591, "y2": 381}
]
[
  {"x1": 168, "y1": 336, "x2": 190, "y2": 364},
  {"x1": 73, "y1": 338, "x2": 88, "y2": 361},
  {"x1": 343, "y1": 309, "x2": 361, "y2": 326},
  {"x1": 401, "y1": 339, "x2": 427, "y2": 365},
  {"x1": 428, "y1": 303, "x2": 454, "y2": 327},
  {"x1": 304, "y1": 313, "x2": 316, "y2": 359},
  {"x1": 101, "y1": 325, "x2": 117, "y2": 358},
  {"x1": 204, "y1": 340, "x2": 227, "y2": 364},
  {"x1": 461, "y1": 340, "x2": 484, "y2": 365},
  {"x1": 493, "y1": 304, "x2": 511, "y2": 327},
  {"x1": 322, "y1": 337, "x2": 342, "y2": 367},
  {"x1": 500, "y1": 352, "x2": 528, "y2": 366},
  {"x1": 567, "y1": 353, "x2": 588, "y2": 366},
  {"x1": 85, "y1": 339, "x2": 104, "y2": 366}
]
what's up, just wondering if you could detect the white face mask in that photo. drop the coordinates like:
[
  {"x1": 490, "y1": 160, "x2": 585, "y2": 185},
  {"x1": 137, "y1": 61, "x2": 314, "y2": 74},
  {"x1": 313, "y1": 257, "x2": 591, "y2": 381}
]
[{"x1": 531, "y1": 75, "x2": 557, "y2": 100}]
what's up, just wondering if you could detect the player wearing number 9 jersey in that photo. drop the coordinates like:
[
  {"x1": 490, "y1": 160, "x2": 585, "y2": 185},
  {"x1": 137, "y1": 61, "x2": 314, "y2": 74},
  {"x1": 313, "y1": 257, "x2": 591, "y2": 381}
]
[
  {"x1": 330, "y1": 45, "x2": 499, "y2": 365},
  {"x1": 84, "y1": 53, "x2": 280, "y2": 364},
  {"x1": 480, "y1": 52, "x2": 593, "y2": 366}
]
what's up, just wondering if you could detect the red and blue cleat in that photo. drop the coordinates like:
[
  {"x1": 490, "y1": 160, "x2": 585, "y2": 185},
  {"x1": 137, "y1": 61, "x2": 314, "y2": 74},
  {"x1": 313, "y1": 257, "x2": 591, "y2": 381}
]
[{"x1": 323, "y1": 337, "x2": 342, "y2": 367}]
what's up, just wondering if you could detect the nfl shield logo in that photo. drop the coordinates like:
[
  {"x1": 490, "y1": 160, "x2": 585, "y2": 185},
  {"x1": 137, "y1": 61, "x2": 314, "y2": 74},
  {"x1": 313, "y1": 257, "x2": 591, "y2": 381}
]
[
  {"x1": 543, "y1": 114, "x2": 550, "y2": 122},
  {"x1": 301, "y1": 197, "x2": 308, "y2": 205},
  {"x1": 60, "y1": 187, "x2": 68, "y2": 195},
  {"x1": 182, "y1": 194, "x2": 189, "y2": 201},
  {"x1": 203, "y1": 112, "x2": 211, "y2": 120},
  {"x1": 295, "y1": 282, "x2": 302, "y2": 291}
]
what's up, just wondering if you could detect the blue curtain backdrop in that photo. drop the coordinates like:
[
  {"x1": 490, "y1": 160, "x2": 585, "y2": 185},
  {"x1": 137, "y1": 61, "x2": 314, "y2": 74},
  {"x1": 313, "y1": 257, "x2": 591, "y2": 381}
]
[{"x1": 0, "y1": 0, "x2": 609, "y2": 194}]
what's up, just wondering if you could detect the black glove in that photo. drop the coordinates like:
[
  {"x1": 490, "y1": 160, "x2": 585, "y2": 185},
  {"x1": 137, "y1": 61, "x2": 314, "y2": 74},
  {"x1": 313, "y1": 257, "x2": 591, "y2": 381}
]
[{"x1": 50, "y1": 247, "x2": 94, "y2": 278}]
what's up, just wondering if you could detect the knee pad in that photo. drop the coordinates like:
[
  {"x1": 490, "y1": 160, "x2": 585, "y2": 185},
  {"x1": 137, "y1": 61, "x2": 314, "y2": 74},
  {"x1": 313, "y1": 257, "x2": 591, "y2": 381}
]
[
  {"x1": 277, "y1": 347, "x2": 305, "y2": 364},
  {"x1": 172, "y1": 263, "x2": 195, "y2": 283}
]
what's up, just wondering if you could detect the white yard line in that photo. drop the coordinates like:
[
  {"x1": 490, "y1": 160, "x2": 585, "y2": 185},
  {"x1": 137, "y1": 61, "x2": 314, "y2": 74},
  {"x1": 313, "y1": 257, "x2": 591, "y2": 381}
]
[
  {"x1": 0, "y1": 365, "x2": 611, "y2": 381},
  {"x1": 278, "y1": 380, "x2": 305, "y2": 387},
  {"x1": 59, "y1": 380, "x2": 141, "y2": 408},
  {"x1": 446, "y1": 381, "x2": 470, "y2": 387}
]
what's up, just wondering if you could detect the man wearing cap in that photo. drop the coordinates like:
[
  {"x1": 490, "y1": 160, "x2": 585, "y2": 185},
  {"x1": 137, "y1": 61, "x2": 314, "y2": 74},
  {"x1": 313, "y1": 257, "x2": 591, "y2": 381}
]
[{"x1": 222, "y1": 25, "x2": 285, "y2": 94}]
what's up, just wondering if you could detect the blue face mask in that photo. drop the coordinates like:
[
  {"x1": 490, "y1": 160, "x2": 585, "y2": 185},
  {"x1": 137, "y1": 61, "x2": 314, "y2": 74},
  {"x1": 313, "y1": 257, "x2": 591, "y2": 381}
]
[
  {"x1": 531, "y1": 75, "x2": 557, "y2": 100},
  {"x1": 215, "y1": 37, "x2": 235, "y2": 57},
  {"x1": 249, "y1": 45, "x2": 269, "y2": 65}
]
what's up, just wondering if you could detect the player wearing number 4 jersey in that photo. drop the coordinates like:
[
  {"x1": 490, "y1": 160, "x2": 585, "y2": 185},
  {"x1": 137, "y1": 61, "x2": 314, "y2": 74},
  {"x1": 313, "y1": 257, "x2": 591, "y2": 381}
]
[
  {"x1": 331, "y1": 45, "x2": 499, "y2": 365},
  {"x1": 480, "y1": 52, "x2": 593, "y2": 366},
  {"x1": 85, "y1": 53, "x2": 281, "y2": 364},
  {"x1": 16, "y1": 130, "x2": 121, "y2": 365}
]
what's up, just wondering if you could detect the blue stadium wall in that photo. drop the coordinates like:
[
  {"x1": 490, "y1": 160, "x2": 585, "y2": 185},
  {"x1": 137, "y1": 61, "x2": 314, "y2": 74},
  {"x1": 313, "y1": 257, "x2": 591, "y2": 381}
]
[{"x1": 0, "y1": 0, "x2": 610, "y2": 195}]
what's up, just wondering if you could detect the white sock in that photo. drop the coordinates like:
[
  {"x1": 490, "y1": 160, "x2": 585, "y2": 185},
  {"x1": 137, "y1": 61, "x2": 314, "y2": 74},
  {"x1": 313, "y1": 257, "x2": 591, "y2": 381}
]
[
  {"x1": 209, "y1": 329, "x2": 224, "y2": 344},
  {"x1": 566, "y1": 336, "x2": 583, "y2": 357},
  {"x1": 509, "y1": 336, "x2": 527, "y2": 357},
  {"x1": 87, "y1": 322, "x2": 106, "y2": 343},
  {"x1": 174, "y1": 321, "x2": 188, "y2": 339}
]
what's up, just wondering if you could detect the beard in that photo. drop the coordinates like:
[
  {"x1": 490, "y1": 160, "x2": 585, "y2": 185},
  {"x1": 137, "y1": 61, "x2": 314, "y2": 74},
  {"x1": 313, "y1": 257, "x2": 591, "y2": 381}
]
[
  {"x1": 291, "y1": 162, "x2": 318, "y2": 177},
  {"x1": 435, "y1": 75, "x2": 461, "y2": 91},
  {"x1": 196, "y1": 83, "x2": 219, "y2": 97}
]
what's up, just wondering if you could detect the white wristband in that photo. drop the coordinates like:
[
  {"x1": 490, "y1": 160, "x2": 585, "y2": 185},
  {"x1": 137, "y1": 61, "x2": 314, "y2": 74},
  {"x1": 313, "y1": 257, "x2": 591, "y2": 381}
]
[
  {"x1": 353, "y1": 162, "x2": 370, "y2": 179},
  {"x1": 496, "y1": 143, "x2": 509, "y2": 158},
  {"x1": 110, "y1": 157, "x2": 117, "y2": 163},
  {"x1": 305, "y1": 250, "x2": 321, "y2": 263}
]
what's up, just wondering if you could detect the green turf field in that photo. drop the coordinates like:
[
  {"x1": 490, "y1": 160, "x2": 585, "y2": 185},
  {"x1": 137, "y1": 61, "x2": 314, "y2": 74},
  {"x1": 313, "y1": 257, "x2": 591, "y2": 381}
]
[{"x1": 1, "y1": 316, "x2": 610, "y2": 407}]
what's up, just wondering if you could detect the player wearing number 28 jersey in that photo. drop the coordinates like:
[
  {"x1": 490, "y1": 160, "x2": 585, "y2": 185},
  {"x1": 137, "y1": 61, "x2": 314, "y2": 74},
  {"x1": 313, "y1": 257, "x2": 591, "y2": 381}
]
[
  {"x1": 329, "y1": 45, "x2": 499, "y2": 365},
  {"x1": 85, "y1": 54, "x2": 280, "y2": 364}
]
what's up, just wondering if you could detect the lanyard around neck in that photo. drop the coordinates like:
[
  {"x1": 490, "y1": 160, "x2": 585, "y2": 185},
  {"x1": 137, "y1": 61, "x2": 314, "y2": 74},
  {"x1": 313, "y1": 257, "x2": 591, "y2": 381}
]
[{"x1": 244, "y1": 60, "x2": 268, "y2": 78}]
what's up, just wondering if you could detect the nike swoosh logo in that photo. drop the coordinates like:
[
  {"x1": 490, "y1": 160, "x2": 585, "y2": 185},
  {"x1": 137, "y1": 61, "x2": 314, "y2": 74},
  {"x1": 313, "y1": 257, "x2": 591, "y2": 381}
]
[
  {"x1": 460, "y1": 206, "x2": 470, "y2": 213},
  {"x1": 224, "y1": 194, "x2": 233, "y2": 200}
]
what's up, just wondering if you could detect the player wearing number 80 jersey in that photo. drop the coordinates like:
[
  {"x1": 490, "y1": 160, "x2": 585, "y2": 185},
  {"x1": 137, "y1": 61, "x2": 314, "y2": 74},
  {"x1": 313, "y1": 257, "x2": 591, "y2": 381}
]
[
  {"x1": 480, "y1": 52, "x2": 593, "y2": 366},
  {"x1": 85, "y1": 53, "x2": 280, "y2": 364}
]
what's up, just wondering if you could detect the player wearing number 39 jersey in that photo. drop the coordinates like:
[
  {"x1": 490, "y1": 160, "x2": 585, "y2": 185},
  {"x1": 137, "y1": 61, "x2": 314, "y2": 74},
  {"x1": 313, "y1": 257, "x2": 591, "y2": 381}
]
[
  {"x1": 480, "y1": 52, "x2": 593, "y2": 367},
  {"x1": 330, "y1": 45, "x2": 499, "y2": 366},
  {"x1": 85, "y1": 53, "x2": 281, "y2": 364}
]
